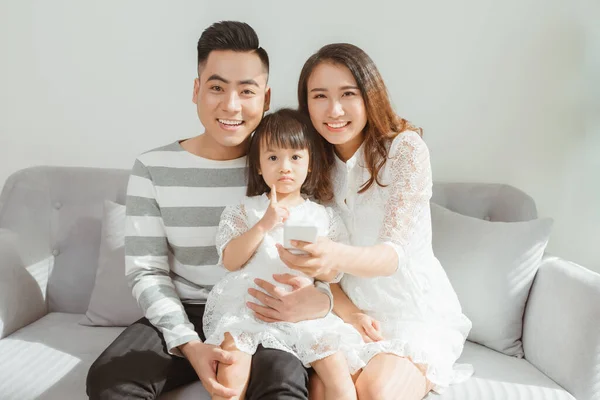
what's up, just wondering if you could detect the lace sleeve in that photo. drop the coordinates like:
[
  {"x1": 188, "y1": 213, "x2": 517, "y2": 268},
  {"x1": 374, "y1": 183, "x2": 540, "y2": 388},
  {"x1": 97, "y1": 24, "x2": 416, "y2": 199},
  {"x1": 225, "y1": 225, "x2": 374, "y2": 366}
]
[
  {"x1": 325, "y1": 206, "x2": 349, "y2": 283},
  {"x1": 378, "y1": 131, "x2": 433, "y2": 271},
  {"x1": 326, "y1": 206, "x2": 350, "y2": 245},
  {"x1": 216, "y1": 204, "x2": 249, "y2": 266}
]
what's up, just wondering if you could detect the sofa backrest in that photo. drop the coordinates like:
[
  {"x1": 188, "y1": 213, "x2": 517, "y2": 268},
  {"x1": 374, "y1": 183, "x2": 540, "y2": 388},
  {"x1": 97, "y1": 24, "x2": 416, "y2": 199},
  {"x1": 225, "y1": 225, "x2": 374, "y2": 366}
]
[
  {"x1": 0, "y1": 166, "x2": 538, "y2": 313},
  {"x1": 431, "y1": 182, "x2": 538, "y2": 222},
  {"x1": 0, "y1": 167, "x2": 129, "y2": 313}
]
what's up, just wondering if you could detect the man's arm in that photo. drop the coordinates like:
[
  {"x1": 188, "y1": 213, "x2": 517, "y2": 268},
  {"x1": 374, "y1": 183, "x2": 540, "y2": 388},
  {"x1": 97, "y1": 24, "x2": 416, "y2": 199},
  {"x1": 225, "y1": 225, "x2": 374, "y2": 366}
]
[
  {"x1": 124, "y1": 159, "x2": 199, "y2": 356},
  {"x1": 247, "y1": 274, "x2": 332, "y2": 322},
  {"x1": 125, "y1": 158, "x2": 239, "y2": 397}
]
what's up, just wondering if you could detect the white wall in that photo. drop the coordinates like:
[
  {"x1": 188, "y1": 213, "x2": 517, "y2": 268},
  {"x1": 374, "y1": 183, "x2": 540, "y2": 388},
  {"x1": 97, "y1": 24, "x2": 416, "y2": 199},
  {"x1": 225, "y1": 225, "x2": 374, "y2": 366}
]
[{"x1": 1, "y1": 0, "x2": 598, "y2": 272}]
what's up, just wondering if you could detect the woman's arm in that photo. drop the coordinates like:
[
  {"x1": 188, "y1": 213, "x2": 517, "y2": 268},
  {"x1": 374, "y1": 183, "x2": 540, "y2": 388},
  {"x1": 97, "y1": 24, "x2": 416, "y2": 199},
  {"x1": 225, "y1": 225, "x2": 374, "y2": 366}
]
[
  {"x1": 336, "y1": 243, "x2": 399, "y2": 277},
  {"x1": 278, "y1": 131, "x2": 432, "y2": 278},
  {"x1": 278, "y1": 239, "x2": 399, "y2": 278},
  {"x1": 313, "y1": 206, "x2": 364, "y2": 281},
  {"x1": 331, "y1": 283, "x2": 361, "y2": 319},
  {"x1": 331, "y1": 283, "x2": 384, "y2": 342},
  {"x1": 314, "y1": 269, "x2": 341, "y2": 282}
]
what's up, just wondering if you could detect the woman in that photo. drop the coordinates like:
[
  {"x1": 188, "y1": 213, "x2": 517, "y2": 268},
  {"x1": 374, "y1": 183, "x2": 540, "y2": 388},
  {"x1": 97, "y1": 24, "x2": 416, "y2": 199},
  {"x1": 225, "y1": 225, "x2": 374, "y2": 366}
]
[{"x1": 275, "y1": 43, "x2": 473, "y2": 399}]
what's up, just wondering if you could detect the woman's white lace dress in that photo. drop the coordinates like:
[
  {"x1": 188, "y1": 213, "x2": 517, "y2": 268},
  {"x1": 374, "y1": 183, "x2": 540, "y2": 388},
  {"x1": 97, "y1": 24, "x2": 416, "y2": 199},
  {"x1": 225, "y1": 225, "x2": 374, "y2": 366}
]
[
  {"x1": 203, "y1": 194, "x2": 363, "y2": 370},
  {"x1": 334, "y1": 131, "x2": 473, "y2": 392}
]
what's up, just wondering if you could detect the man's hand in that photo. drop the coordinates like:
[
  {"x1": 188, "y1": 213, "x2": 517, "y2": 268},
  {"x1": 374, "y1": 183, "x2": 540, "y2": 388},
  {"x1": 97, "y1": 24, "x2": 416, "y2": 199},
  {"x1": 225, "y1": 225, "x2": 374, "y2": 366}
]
[
  {"x1": 276, "y1": 237, "x2": 341, "y2": 278},
  {"x1": 347, "y1": 312, "x2": 384, "y2": 343},
  {"x1": 179, "y1": 340, "x2": 238, "y2": 398},
  {"x1": 247, "y1": 273, "x2": 330, "y2": 322}
]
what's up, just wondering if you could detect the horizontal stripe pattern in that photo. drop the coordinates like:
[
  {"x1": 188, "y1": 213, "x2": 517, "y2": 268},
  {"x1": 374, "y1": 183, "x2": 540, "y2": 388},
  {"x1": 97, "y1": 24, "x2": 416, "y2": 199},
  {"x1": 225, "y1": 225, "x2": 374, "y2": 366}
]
[
  {"x1": 124, "y1": 141, "x2": 248, "y2": 353},
  {"x1": 170, "y1": 256, "x2": 228, "y2": 288},
  {"x1": 125, "y1": 216, "x2": 166, "y2": 237},
  {"x1": 170, "y1": 243, "x2": 219, "y2": 266},
  {"x1": 146, "y1": 166, "x2": 247, "y2": 187},
  {"x1": 164, "y1": 226, "x2": 218, "y2": 247},
  {"x1": 127, "y1": 175, "x2": 156, "y2": 198},
  {"x1": 140, "y1": 145, "x2": 247, "y2": 169},
  {"x1": 125, "y1": 236, "x2": 168, "y2": 257},
  {"x1": 127, "y1": 195, "x2": 161, "y2": 217},
  {"x1": 155, "y1": 186, "x2": 246, "y2": 208},
  {"x1": 161, "y1": 206, "x2": 225, "y2": 227}
]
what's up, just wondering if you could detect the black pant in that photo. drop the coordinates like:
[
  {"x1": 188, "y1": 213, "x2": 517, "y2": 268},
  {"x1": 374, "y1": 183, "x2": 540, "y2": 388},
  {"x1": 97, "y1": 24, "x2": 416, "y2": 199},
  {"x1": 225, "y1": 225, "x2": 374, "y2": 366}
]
[{"x1": 86, "y1": 304, "x2": 308, "y2": 399}]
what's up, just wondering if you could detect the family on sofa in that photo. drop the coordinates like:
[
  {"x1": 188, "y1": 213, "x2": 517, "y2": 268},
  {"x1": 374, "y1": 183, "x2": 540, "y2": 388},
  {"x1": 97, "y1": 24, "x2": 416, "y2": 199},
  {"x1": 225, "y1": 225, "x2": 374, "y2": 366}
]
[{"x1": 84, "y1": 20, "x2": 549, "y2": 400}]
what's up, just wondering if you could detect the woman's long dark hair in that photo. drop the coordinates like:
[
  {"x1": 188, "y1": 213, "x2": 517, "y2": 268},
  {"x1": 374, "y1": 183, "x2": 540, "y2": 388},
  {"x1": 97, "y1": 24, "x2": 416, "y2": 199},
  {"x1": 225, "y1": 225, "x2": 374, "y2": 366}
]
[{"x1": 298, "y1": 43, "x2": 422, "y2": 193}]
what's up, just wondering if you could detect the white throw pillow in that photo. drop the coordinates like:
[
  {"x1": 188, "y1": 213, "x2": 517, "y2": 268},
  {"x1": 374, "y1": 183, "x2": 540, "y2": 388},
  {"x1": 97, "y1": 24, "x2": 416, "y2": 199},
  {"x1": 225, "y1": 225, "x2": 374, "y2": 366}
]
[
  {"x1": 431, "y1": 203, "x2": 553, "y2": 357},
  {"x1": 80, "y1": 201, "x2": 143, "y2": 326}
]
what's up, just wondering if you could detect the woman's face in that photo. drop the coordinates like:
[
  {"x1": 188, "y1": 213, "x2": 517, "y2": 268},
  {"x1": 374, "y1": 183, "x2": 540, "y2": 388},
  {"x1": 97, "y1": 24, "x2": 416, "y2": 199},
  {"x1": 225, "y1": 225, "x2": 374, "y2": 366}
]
[{"x1": 306, "y1": 62, "x2": 367, "y2": 157}]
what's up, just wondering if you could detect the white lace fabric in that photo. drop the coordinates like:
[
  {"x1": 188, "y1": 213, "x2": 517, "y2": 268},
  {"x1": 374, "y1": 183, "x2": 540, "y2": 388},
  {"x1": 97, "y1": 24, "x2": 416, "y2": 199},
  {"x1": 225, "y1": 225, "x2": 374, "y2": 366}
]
[
  {"x1": 203, "y1": 194, "x2": 363, "y2": 371},
  {"x1": 333, "y1": 131, "x2": 473, "y2": 392},
  {"x1": 215, "y1": 203, "x2": 249, "y2": 268}
]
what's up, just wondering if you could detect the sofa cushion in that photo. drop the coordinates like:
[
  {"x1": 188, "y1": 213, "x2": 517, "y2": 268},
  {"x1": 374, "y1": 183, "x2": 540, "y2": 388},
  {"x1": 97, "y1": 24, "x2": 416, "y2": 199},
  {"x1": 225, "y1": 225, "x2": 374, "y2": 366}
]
[
  {"x1": 431, "y1": 203, "x2": 553, "y2": 357},
  {"x1": 0, "y1": 313, "x2": 208, "y2": 400},
  {"x1": 80, "y1": 201, "x2": 143, "y2": 327},
  {"x1": 0, "y1": 314, "x2": 573, "y2": 400},
  {"x1": 0, "y1": 166, "x2": 131, "y2": 314},
  {"x1": 0, "y1": 313, "x2": 124, "y2": 400},
  {"x1": 140, "y1": 341, "x2": 580, "y2": 400},
  {"x1": 435, "y1": 342, "x2": 575, "y2": 399},
  {"x1": 431, "y1": 182, "x2": 538, "y2": 222}
]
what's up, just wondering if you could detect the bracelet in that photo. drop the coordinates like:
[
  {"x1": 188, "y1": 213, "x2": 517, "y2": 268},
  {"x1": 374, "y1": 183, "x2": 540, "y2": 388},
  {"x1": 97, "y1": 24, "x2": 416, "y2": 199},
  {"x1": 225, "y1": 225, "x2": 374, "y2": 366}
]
[{"x1": 314, "y1": 280, "x2": 334, "y2": 315}]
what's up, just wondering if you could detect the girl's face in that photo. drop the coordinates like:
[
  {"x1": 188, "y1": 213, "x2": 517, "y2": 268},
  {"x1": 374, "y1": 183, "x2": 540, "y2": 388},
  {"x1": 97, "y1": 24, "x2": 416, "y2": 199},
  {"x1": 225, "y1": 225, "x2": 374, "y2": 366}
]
[
  {"x1": 259, "y1": 141, "x2": 310, "y2": 196},
  {"x1": 306, "y1": 62, "x2": 367, "y2": 159}
]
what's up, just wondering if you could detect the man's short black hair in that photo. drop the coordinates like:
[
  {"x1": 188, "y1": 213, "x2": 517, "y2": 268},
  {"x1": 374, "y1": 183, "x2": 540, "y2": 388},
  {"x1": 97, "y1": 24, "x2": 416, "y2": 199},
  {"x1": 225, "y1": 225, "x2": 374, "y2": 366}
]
[{"x1": 197, "y1": 21, "x2": 269, "y2": 75}]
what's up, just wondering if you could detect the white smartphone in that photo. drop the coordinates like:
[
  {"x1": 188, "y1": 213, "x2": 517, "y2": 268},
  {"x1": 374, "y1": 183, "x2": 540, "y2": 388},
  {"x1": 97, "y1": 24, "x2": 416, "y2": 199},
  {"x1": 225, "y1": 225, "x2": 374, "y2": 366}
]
[{"x1": 283, "y1": 224, "x2": 318, "y2": 255}]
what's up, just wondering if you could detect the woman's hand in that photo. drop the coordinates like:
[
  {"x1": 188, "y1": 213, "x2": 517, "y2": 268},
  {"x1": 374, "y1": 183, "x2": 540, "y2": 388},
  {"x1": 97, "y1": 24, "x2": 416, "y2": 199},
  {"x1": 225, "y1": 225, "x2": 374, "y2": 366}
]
[
  {"x1": 347, "y1": 312, "x2": 384, "y2": 343},
  {"x1": 276, "y1": 237, "x2": 341, "y2": 278}
]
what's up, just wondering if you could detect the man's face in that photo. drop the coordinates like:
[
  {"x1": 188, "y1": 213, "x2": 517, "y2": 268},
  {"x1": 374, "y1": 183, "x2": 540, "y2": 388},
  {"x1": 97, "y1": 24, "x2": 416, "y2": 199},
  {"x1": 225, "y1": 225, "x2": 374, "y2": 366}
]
[{"x1": 193, "y1": 50, "x2": 270, "y2": 149}]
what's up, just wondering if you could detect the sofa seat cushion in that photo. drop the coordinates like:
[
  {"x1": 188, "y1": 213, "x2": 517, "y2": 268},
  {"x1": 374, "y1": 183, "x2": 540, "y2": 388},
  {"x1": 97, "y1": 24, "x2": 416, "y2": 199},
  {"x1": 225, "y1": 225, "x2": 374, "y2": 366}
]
[
  {"x1": 436, "y1": 342, "x2": 575, "y2": 399},
  {"x1": 0, "y1": 312, "x2": 209, "y2": 400},
  {"x1": 0, "y1": 315, "x2": 574, "y2": 400},
  {"x1": 164, "y1": 342, "x2": 575, "y2": 400},
  {"x1": 0, "y1": 313, "x2": 124, "y2": 400},
  {"x1": 159, "y1": 341, "x2": 576, "y2": 400}
]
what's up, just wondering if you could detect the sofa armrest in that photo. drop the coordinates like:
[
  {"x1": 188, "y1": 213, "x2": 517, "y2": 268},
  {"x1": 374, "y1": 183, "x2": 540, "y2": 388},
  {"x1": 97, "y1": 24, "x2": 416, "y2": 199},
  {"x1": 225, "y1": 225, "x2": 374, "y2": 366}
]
[
  {"x1": 0, "y1": 229, "x2": 48, "y2": 339},
  {"x1": 523, "y1": 254, "x2": 600, "y2": 400}
]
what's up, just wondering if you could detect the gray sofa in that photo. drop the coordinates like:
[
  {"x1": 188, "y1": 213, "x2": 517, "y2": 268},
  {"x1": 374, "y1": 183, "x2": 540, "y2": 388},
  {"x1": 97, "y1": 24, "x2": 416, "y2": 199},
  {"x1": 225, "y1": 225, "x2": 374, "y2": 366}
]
[{"x1": 0, "y1": 166, "x2": 598, "y2": 400}]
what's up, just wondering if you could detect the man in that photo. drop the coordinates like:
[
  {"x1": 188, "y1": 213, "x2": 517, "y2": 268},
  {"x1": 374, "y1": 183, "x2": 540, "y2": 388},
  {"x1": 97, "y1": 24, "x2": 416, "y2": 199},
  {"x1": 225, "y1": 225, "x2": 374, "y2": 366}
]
[{"x1": 86, "y1": 21, "x2": 332, "y2": 400}]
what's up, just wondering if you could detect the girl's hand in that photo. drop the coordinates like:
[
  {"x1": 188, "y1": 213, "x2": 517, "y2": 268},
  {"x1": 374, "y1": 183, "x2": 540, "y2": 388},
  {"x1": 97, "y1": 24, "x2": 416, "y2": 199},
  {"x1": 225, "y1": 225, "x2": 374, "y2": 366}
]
[
  {"x1": 276, "y1": 236, "x2": 341, "y2": 278},
  {"x1": 348, "y1": 312, "x2": 384, "y2": 343},
  {"x1": 257, "y1": 184, "x2": 289, "y2": 232}
]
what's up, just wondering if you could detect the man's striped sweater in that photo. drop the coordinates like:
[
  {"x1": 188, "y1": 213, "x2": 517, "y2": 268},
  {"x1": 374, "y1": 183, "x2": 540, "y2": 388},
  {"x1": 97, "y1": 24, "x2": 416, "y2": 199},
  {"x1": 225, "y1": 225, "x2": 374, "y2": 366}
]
[{"x1": 125, "y1": 141, "x2": 246, "y2": 355}]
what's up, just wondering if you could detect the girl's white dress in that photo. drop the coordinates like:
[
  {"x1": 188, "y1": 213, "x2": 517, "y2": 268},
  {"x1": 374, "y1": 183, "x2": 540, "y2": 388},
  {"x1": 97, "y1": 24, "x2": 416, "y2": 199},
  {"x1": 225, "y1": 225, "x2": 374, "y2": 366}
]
[
  {"x1": 203, "y1": 194, "x2": 363, "y2": 371},
  {"x1": 334, "y1": 131, "x2": 473, "y2": 392}
]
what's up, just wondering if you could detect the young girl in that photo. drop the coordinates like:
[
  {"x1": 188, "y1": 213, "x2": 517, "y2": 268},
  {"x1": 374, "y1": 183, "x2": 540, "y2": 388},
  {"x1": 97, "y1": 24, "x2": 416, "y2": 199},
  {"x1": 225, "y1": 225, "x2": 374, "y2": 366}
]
[{"x1": 202, "y1": 108, "x2": 363, "y2": 400}]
